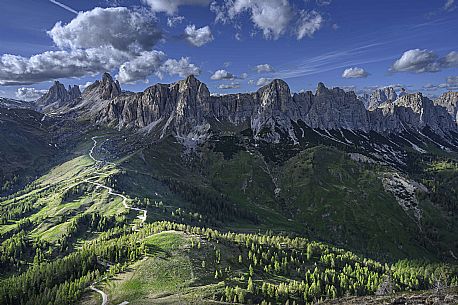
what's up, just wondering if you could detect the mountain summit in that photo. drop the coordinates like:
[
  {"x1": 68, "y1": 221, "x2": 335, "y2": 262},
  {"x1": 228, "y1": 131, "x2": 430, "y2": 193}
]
[
  {"x1": 35, "y1": 74, "x2": 458, "y2": 145},
  {"x1": 36, "y1": 81, "x2": 81, "y2": 112}
]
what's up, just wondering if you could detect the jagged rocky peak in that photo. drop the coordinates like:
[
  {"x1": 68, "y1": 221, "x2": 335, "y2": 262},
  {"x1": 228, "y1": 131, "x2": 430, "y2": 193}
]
[
  {"x1": 305, "y1": 82, "x2": 370, "y2": 131},
  {"x1": 179, "y1": 74, "x2": 199, "y2": 87},
  {"x1": 257, "y1": 79, "x2": 292, "y2": 111},
  {"x1": 94, "y1": 77, "x2": 457, "y2": 143},
  {"x1": 49, "y1": 80, "x2": 66, "y2": 96},
  {"x1": 68, "y1": 85, "x2": 81, "y2": 99},
  {"x1": 83, "y1": 72, "x2": 121, "y2": 100},
  {"x1": 368, "y1": 87, "x2": 398, "y2": 110},
  {"x1": 97, "y1": 74, "x2": 213, "y2": 132},
  {"x1": 292, "y1": 90, "x2": 314, "y2": 117},
  {"x1": 378, "y1": 92, "x2": 456, "y2": 133},
  {"x1": 385, "y1": 87, "x2": 398, "y2": 100},
  {"x1": 171, "y1": 75, "x2": 211, "y2": 119},
  {"x1": 36, "y1": 80, "x2": 81, "y2": 111},
  {"x1": 167, "y1": 75, "x2": 212, "y2": 139},
  {"x1": 434, "y1": 91, "x2": 458, "y2": 123},
  {"x1": 178, "y1": 75, "x2": 209, "y2": 96},
  {"x1": 315, "y1": 82, "x2": 329, "y2": 96},
  {"x1": 395, "y1": 92, "x2": 425, "y2": 113},
  {"x1": 315, "y1": 82, "x2": 360, "y2": 99}
]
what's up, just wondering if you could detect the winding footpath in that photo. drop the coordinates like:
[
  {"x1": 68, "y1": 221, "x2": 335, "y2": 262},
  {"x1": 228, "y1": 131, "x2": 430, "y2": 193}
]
[
  {"x1": 88, "y1": 136, "x2": 143, "y2": 305},
  {"x1": 87, "y1": 137, "x2": 147, "y2": 222},
  {"x1": 90, "y1": 284, "x2": 108, "y2": 305}
]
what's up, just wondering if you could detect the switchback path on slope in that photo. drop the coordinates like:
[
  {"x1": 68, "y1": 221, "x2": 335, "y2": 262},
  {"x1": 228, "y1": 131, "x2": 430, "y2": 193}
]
[
  {"x1": 88, "y1": 136, "x2": 147, "y2": 222},
  {"x1": 88, "y1": 136, "x2": 142, "y2": 305}
]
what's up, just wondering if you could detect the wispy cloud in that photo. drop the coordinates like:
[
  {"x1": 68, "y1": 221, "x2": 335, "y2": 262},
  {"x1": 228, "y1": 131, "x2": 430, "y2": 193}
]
[
  {"x1": 272, "y1": 43, "x2": 396, "y2": 79},
  {"x1": 444, "y1": 0, "x2": 456, "y2": 12},
  {"x1": 49, "y1": 0, "x2": 78, "y2": 15}
]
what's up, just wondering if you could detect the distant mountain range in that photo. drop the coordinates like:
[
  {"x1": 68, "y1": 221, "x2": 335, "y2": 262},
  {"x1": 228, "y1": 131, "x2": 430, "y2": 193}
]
[{"x1": 31, "y1": 73, "x2": 458, "y2": 148}]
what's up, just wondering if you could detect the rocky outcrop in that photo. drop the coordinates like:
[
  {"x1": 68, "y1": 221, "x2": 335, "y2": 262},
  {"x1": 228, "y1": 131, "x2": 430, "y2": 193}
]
[
  {"x1": 98, "y1": 75, "x2": 211, "y2": 139},
  {"x1": 82, "y1": 72, "x2": 121, "y2": 102},
  {"x1": 35, "y1": 81, "x2": 81, "y2": 112},
  {"x1": 303, "y1": 83, "x2": 370, "y2": 131},
  {"x1": 370, "y1": 93, "x2": 456, "y2": 134},
  {"x1": 381, "y1": 172, "x2": 428, "y2": 225},
  {"x1": 37, "y1": 72, "x2": 122, "y2": 115},
  {"x1": 41, "y1": 74, "x2": 456, "y2": 143},
  {"x1": 94, "y1": 76, "x2": 457, "y2": 142},
  {"x1": 434, "y1": 92, "x2": 458, "y2": 124},
  {"x1": 367, "y1": 87, "x2": 398, "y2": 110}
]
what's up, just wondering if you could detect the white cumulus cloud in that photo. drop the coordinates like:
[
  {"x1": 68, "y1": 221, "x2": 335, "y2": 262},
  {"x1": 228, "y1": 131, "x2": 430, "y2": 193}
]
[
  {"x1": 48, "y1": 7, "x2": 162, "y2": 53},
  {"x1": 184, "y1": 25, "x2": 214, "y2": 47},
  {"x1": 142, "y1": 0, "x2": 210, "y2": 15},
  {"x1": 342, "y1": 67, "x2": 369, "y2": 78},
  {"x1": 167, "y1": 15, "x2": 185, "y2": 27},
  {"x1": 212, "y1": 0, "x2": 324, "y2": 40},
  {"x1": 15, "y1": 87, "x2": 48, "y2": 101},
  {"x1": 0, "y1": 6, "x2": 203, "y2": 85},
  {"x1": 159, "y1": 57, "x2": 201, "y2": 78},
  {"x1": 116, "y1": 51, "x2": 167, "y2": 83},
  {"x1": 391, "y1": 49, "x2": 458, "y2": 73},
  {"x1": 255, "y1": 64, "x2": 274, "y2": 73},
  {"x1": 213, "y1": 0, "x2": 294, "y2": 40},
  {"x1": 211, "y1": 69, "x2": 235, "y2": 80},
  {"x1": 0, "y1": 47, "x2": 129, "y2": 85},
  {"x1": 116, "y1": 51, "x2": 200, "y2": 83}
]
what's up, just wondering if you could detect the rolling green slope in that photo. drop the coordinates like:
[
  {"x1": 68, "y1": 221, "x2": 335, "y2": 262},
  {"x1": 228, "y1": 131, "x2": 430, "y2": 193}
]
[
  {"x1": 0, "y1": 127, "x2": 457, "y2": 305},
  {"x1": 116, "y1": 136, "x2": 456, "y2": 261}
]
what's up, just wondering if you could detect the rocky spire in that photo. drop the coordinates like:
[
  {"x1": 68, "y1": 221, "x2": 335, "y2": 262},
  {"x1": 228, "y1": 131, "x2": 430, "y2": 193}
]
[
  {"x1": 68, "y1": 85, "x2": 81, "y2": 100},
  {"x1": 257, "y1": 79, "x2": 292, "y2": 111},
  {"x1": 367, "y1": 87, "x2": 398, "y2": 110},
  {"x1": 316, "y1": 82, "x2": 329, "y2": 96},
  {"x1": 35, "y1": 80, "x2": 81, "y2": 111},
  {"x1": 83, "y1": 72, "x2": 121, "y2": 101}
]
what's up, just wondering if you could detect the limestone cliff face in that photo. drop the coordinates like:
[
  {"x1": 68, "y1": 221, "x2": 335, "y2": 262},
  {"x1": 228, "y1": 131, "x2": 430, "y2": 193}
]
[
  {"x1": 303, "y1": 83, "x2": 370, "y2": 131},
  {"x1": 83, "y1": 72, "x2": 121, "y2": 101},
  {"x1": 368, "y1": 87, "x2": 398, "y2": 110},
  {"x1": 97, "y1": 76, "x2": 211, "y2": 128},
  {"x1": 37, "y1": 74, "x2": 458, "y2": 142},
  {"x1": 96, "y1": 76, "x2": 457, "y2": 140},
  {"x1": 434, "y1": 92, "x2": 458, "y2": 124},
  {"x1": 370, "y1": 93, "x2": 455, "y2": 134}
]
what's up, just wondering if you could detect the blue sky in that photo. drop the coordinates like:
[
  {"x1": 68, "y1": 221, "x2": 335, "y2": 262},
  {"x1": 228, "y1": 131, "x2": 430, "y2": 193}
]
[{"x1": 0, "y1": 0, "x2": 457, "y2": 100}]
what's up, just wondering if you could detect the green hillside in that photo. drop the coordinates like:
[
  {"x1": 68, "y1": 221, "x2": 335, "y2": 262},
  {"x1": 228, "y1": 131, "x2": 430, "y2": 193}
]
[
  {"x1": 0, "y1": 127, "x2": 457, "y2": 305},
  {"x1": 0, "y1": 108, "x2": 56, "y2": 195},
  {"x1": 117, "y1": 135, "x2": 457, "y2": 261}
]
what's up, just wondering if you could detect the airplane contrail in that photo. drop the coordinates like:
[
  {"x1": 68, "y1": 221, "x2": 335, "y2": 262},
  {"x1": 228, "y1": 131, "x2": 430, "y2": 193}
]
[{"x1": 49, "y1": 0, "x2": 79, "y2": 14}]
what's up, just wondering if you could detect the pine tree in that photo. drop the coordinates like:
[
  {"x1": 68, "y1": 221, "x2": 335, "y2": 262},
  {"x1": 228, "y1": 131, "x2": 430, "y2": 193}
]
[{"x1": 247, "y1": 277, "x2": 254, "y2": 293}]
